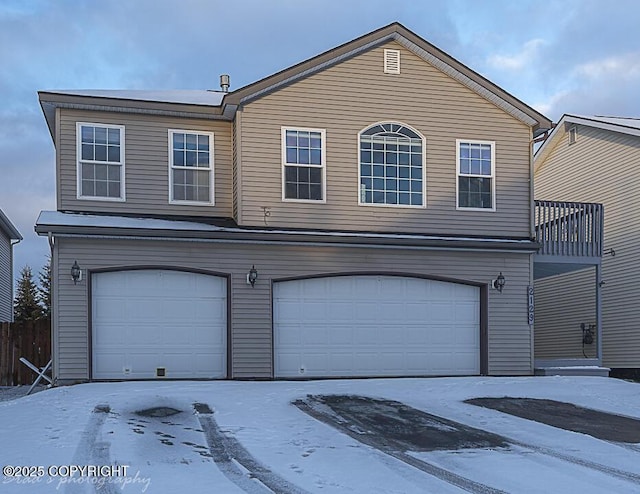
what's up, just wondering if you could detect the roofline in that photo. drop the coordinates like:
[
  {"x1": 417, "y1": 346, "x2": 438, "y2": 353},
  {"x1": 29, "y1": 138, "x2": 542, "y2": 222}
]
[
  {"x1": 35, "y1": 211, "x2": 537, "y2": 252},
  {"x1": 224, "y1": 22, "x2": 551, "y2": 134},
  {"x1": 562, "y1": 114, "x2": 640, "y2": 137},
  {"x1": 36, "y1": 23, "x2": 551, "y2": 137},
  {"x1": 534, "y1": 114, "x2": 640, "y2": 173},
  {"x1": 0, "y1": 209, "x2": 22, "y2": 240},
  {"x1": 38, "y1": 91, "x2": 234, "y2": 142}
]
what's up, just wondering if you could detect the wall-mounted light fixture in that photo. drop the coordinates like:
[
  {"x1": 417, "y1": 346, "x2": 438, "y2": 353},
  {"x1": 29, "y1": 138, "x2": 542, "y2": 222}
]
[
  {"x1": 492, "y1": 272, "x2": 505, "y2": 293},
  {"x1": 246, "y1": 265, "x2": 258, "y2": 287},
  {"x1": 71, "y1": 260, "x2": 82, "y2": 284}
]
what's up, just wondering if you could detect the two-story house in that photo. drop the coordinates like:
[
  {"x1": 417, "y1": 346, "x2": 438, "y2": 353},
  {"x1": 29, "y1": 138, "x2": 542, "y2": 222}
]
[
  {"x1": 0, "y1": 209, "x2": 21, "y2": 322},
  {"x1": 36, "y1": 23, "x2": 554, "y2": 384}
]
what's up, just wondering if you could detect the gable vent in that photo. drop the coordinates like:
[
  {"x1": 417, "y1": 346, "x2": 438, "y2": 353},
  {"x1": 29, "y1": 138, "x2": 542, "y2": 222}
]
[{"x1": 384, "y1": 49, "x2": 401, "y2": 74}]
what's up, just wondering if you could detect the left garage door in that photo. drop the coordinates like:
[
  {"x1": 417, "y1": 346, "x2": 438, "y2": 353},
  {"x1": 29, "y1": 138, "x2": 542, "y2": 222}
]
[{"x1": 92, "y1": 270, "x2": 227, "y2": 379}]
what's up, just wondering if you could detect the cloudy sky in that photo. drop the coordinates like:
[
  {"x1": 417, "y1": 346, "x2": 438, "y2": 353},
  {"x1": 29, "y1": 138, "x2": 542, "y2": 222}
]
[{"x1": 1, "y1": 0, "x2": 639, "y2": 281}]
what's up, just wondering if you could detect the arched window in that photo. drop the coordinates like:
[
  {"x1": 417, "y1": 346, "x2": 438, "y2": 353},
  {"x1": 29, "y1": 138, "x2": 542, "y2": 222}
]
[{"x1": 358, "y1": 123, "x2": 424, "y2": 206}]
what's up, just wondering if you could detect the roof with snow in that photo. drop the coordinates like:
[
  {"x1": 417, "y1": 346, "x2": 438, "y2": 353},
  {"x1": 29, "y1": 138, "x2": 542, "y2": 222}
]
[
  {"x1": 43, "y1": 89, "x2": 225, "y2": 107},
  {"x1": 35, "y1": 211, "x2": 537, "y2": 251}
]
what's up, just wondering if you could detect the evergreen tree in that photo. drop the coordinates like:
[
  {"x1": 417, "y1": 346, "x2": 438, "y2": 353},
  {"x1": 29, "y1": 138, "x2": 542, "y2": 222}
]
[
  {"x1": 38, "y1": 257, "x2": 52, "y2": 319},
  {"x1": 14, "y1": 265, "x2": 43, "y2": 321}
]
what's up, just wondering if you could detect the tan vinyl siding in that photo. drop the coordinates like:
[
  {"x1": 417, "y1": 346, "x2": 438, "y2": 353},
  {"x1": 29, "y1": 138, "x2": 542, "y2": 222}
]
[
  {"x1": 54, "y1": 236, "x2": 532, "y2": 381},
  {"x1": 535, "y1": 124, "x2": 640, "y2": 367},
  {"x1": 0, "y1": 230, "x2": 12, "y2": 322},
  {"x1": 534, "y1": 268, "x2": 596, "y2": 359},
  {"x1": 57, "y1": 109, "x2": 233, "y2": 217},
  {"x1": 239, "y1": 40, "x2": 532, "y2": 237}
]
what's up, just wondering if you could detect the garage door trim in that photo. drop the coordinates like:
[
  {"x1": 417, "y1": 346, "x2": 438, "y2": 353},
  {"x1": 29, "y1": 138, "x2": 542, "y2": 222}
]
[
  {"x1": 88, "y1": 266, "x2": 231, "y2": 381},
  {"x1": 271, "y1": 271, "x2": 488, "y2": 377}
]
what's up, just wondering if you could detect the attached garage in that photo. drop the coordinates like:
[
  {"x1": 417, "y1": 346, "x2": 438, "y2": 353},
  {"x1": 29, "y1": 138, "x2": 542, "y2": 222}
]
[
  {"x1": 91, "y1": 269, "x2": 227, "y2": 379},
  {"x1": 273, "y1": 275, "x2": 480, "y2": 378}
]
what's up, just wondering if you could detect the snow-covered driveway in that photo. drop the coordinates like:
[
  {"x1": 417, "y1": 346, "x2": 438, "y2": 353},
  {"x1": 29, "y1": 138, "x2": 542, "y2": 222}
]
[{"x1": 1, "y1": 376, "x2": 639, "y2": 493}]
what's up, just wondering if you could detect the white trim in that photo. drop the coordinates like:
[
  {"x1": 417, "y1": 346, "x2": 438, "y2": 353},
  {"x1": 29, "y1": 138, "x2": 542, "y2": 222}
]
[
  {"x1": 455, "y1": 139, "x2": 496, "y2": 212},
  {"x1": 568, "y1": 125, "x2": 577, "y2": 145},
  {"x1": 357, "y1": 121, "x2": 427, "y2": 209},
  {"x1": 168, "y1": 129, "x2": 215, "y2": 206},
  {"x1": 383, "y1": 49, "x2": 400, "y2": 74},
  {"x1": 281, "y1": 126, "x2": 327, "y2": 203},
  {"x1": 76, "y1": 122, "x2": 126, "y2": 202}
]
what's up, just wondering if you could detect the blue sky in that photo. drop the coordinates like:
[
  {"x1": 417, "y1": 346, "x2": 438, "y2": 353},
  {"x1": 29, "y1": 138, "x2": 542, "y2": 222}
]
[{"x1": 1, "y1": 0, "x2": 639, "y2": 280}]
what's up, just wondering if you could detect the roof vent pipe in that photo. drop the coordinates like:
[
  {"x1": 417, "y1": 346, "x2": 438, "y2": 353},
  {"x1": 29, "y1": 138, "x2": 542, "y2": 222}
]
[{"x1": 220, "y1": 74, "x2": 230, "y2": 93}]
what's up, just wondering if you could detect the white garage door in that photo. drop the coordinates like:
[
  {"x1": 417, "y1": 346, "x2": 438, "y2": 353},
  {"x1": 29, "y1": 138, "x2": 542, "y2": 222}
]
[
  {"x1": 274, "y1": 275, "x2": 479, "y2": 378},
  {"x1": 92, "y1": 270, "x2": 227, "y2": 379}
]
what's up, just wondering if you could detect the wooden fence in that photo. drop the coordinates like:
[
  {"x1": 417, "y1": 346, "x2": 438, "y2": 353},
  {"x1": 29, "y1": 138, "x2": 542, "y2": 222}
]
[{"x1": 0, "y1": 320, "x2": 51, "y2": 386}]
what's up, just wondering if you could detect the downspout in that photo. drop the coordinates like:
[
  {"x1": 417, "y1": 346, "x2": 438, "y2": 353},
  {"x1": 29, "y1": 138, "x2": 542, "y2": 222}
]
[{"x1": 47, "y1": 232, "x2": 56, "y2": 385}]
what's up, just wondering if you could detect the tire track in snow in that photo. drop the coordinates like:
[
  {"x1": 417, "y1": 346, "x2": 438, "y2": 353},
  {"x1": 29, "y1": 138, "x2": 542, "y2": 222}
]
[
  {"x1": 294, "y1": 399, "x2": 507, "y2": 494},
  {"x1": 194, "y1": 403, "x2": 311, "y2": 494},
  {"x1": 66, "y1": 404, "x2": 119, "y2": 494},
  {"x1": 507, "y1": 438, "x2": 640, "y2": 485}
]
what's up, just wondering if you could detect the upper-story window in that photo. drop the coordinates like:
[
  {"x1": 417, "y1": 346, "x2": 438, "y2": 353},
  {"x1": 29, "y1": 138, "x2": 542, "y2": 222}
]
[
  {"x1": 456, "y1": 139, "x2": 495, "y2": 211},
  {"x1": 77, "y1": 123, "x2": 125, "y2": 201},
  {"x1": 282, "y1": 127, "x2": 326, "y2": 202},
  {"x1": 359, "y1": 123, "x2": 425, "y2": 207},
  {"x1": 169, "y1": 130, "x2": 214, "y2": 205}
]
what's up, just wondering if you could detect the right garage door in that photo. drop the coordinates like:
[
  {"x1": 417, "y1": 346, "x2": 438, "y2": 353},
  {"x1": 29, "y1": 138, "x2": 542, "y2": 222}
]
[{"x1": 273, "y1": 275, "x2": 480, "y2": 378}]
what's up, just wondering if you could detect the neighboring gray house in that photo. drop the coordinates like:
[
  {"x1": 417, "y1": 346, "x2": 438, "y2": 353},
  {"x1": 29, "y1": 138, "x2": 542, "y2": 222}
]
[
  {"x1": 534, "y1": 115, "x2": 640, "y2": 372},
  {"x1": 0, "y1": 209, "x2": 22, "y2": 322},
  {"x1": 35, "y1": 23, "x2": 600, "y2": 384}
]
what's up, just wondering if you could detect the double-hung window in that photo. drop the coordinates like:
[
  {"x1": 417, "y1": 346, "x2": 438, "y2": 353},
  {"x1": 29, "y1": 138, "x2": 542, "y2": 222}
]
[
  {"x1": 456, "y1": 139, "x2": 495, "y2": 210},
  {"x1": 169, "y1": 130, "x2": 214, "y2": 205},
  {"x1": 282, "y1": 127, "x2": 326, "y2": 202},
  {"x1": 359, "y1": 123, "x2": 425, "y2": 207},
  {"x1": 77, "y1": 123, "x2": 125, "y2": 200}
]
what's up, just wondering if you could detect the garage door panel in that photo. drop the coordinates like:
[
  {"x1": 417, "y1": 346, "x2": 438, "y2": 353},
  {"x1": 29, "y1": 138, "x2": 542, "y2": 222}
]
[
  {"x1": 428, "y1": 302, "x2": 456, "y2": 321},
  {"x1": 406, "y1": 327, "x2": 429, "y2": 344},
  {"x1": 378, "y1": 353, "x2": 405, "y2": 371},
  {"x1": 93, "y1": 298, "x2": 124, "y2": 322},
  {"x1": 274, "y1": 275, "x2": 479, "y2": 378},
  {"x1": 275, "y1": 300, "x2": 301, "y2": 321},
  {"x1": 302, "y1": 325, "x2": 329, "y2": 345},
  {"x1": 353, "y1": 326, "x2": 373, "y2": 344},
  {"x1": 455, "y1": 301, "x2": 479, "y2": 322},
  {"x1": 327, "y1": 326, "x2": 352, "y2": 345},
  {"x1": 303, "y1": 353, "x2": 328, "y2": 373},
  {"x1": 92, "y1": 270, "x2": 226, "y2": 379},
  {"x1": 354, "y1": 302, "x2": 379, "y2": 321}
]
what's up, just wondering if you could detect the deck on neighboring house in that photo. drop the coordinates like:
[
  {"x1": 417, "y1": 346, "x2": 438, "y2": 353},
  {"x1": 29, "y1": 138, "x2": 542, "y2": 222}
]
[{"x1": 532, "y1": 200, "x2": 607, "y2": 376}]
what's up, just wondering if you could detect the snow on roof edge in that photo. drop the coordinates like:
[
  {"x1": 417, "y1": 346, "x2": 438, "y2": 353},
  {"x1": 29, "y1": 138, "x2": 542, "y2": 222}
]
[
  {"x1": 36, "y1": 211, "x2": 534, "y2": 245},
  {"x1": 42, "y1": 89, "x2": 225, "y2": 107}
]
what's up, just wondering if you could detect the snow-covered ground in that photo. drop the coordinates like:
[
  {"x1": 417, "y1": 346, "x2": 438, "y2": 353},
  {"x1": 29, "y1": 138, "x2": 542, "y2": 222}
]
[{"x1": 0, "y1": 376, "x2": 639, "y2": 493}]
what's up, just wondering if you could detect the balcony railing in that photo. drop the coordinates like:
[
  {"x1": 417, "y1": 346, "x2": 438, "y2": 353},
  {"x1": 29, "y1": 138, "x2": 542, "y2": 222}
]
[{"x1": 535, "y1": 200, "x2": 603, "y2": 257}]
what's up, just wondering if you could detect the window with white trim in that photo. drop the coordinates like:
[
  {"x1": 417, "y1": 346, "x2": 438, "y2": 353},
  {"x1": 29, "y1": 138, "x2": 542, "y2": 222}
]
[
  {"x1": 169, "y1": 130, "x2": 214, "y2": 204},
  {"x1": 569, "y1": 125, "x2": 577, "y2": 145},
  {"x1": 282, "y1": 128, "x2": 326, "y2": 202},
  {"x1": 456, "y1": 140, "x2": 495, "y2": 210},
  {"x1": 77, "y1": 123, "x2": 125, "y2": 200},
  {"x1": 359, "y1": 123, "x2": 425, "y2": 207}
]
